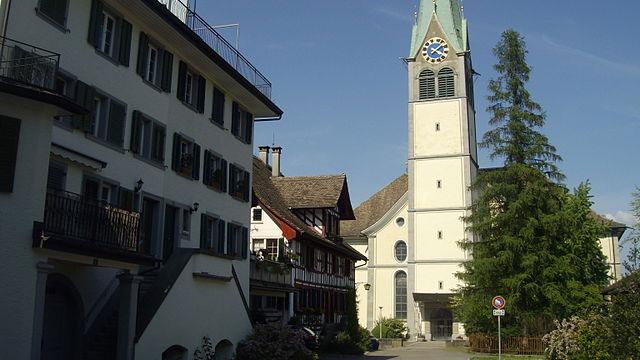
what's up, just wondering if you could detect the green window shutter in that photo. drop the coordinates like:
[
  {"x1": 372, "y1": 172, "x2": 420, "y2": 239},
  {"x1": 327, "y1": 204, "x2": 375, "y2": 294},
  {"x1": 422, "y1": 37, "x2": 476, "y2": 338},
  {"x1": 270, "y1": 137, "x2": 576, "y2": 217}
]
[
  {"x1": 72, "y1": 81, "x2": 96, "y2": 132},
  {"x1": 217, "y1": 220, "x2": 226, "y2": 255},
  {"x1": 118, "y1": 19, "x2": 132, "y2": 66},
  {"x1": 177, "y1": 61, "x2": 187, "y2": 101},
  {"x1": 212, "y1": 87, "x2": 225, "y2": 125},
  {"x1": 171, "y1": 133, "x2": 182, "y2": 171},
  {"x1": 202, "y1": 150, "x2": 210, "y2": 185},
  {"x1": 226, "y1": 223, "x2": 233, "y2": 256},
  {"x1": 0, "y1": 116, "x2": 21, "y2": 192},
  {"x1": 196, "y1": 75, "x2": 206, "y2": 113},
  {"x1": 107, "y1": 101, "x2": 126, "y2": 146},
  {"x1": 88, "y1": 0, "x2": 104, "y2": 47},
  {"x1": 438, "y1": 68, "x2": 455, "y2": 98},
  {"x1": 231, "y1": 102, "x2": 239, "y2": 136},
  {"x1": 160, "y1": 50, "x2": 173, "y2": 92},
  {"x1": 130, "y1": 110, "x2": 142, "y2": 154},
  {"x1": 243, "y1": 171, "x2": 250, "y2": 202},
  {"x1": 200, "y1": 213, "x2": 208, "y2": 249},
  {"x1": 155, "y1": 125, "x2": 166, "y2": 162},
  {"x1": 241, "y1": 227, "x2": 248, "y2": 259},
  {"x1": 419, "y1": 69, "x2": 436, "y2": 100},
  {"x1": 39, "y1": 0, "x2": 68, "y2": 26},
  {"x1": 136, "y1": 32, "x2": 149, "y2": 77},
  {"x1": 221, "y1": 159, "x2": 228, "y2": 193},
  {"x1": 191, "y1": 143, "x2": 201, "y2": 180},
  {"x1": 244, "y1": 112, "x2": 253, "y2": 144}
]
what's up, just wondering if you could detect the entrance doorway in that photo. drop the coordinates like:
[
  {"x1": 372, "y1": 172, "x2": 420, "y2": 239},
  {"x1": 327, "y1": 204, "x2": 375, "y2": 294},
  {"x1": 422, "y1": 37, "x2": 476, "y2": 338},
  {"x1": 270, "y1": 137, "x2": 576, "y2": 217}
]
[
  {"x1": 41, "y1": 274, "x2": 83, "y2": 360},
  {"x1": 430, "y1": 308, "x2": 453, "y2": 340}
]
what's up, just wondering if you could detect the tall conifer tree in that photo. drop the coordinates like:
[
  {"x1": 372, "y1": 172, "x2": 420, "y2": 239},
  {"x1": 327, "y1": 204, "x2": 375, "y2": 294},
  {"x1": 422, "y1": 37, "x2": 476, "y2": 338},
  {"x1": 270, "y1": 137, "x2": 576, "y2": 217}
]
[{"x1": 456, "y1": 30, "x2": 609, "y2": 336}]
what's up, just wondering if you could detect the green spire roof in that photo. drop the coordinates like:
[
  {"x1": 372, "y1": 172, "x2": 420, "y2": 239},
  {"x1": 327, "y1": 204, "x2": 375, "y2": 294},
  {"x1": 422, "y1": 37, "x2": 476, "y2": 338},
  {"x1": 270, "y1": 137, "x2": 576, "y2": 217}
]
[{"x1": 410, "y1": 0, "x2": 468, "y2": 57}]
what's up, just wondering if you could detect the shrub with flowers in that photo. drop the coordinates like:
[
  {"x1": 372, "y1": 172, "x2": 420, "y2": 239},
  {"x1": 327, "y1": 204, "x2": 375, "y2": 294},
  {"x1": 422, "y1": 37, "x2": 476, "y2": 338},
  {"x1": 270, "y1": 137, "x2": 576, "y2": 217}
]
[{"x1": 235, "y1": 324, "x2": 315, "y2": 360}]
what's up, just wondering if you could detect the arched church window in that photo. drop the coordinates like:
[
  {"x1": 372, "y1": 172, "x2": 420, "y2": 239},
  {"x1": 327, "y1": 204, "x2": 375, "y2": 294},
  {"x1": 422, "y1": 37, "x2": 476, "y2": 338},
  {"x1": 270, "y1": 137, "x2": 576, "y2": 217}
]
[
  {"x1": 395, "y1": 271, "x2": 407, "y2": 319},
  {"x1": 395, "y1": 241, "x2": 407, "y2": 262},
  {"x1": 438, "y1": 68, "x2": 455, "y2": 98},
  {"x1": 418, "y1": 69, "x2": 436, "y2": 100}
]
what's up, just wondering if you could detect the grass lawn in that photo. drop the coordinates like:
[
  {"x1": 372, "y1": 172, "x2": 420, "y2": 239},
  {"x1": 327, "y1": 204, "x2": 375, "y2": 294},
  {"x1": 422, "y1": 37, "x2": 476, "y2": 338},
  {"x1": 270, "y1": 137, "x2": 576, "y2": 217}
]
[{"x1": 470, "y1": 357, "x2": 544, "y2": 360}]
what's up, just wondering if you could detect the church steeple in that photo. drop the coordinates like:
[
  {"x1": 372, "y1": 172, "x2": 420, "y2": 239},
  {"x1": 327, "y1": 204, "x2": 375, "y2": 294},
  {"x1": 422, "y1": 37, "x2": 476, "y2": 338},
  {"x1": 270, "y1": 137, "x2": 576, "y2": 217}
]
[{"x1": 410, "y1": 0, "x2": 468, "y2": 57}]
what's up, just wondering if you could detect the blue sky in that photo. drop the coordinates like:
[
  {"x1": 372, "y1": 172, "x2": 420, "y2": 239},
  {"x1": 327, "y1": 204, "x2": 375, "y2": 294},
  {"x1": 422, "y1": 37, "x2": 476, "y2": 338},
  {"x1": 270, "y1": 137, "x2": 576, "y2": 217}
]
[{"x1": 198, "y1": 0, "x2": 639, "y2": 228}]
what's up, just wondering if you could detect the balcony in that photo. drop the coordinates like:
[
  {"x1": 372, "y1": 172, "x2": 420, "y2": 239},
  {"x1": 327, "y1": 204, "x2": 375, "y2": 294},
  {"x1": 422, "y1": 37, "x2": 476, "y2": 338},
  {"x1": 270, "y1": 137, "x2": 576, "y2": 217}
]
[
  {"x1": 294, "y1": 267, "x2": 354, "y2": 289},
  {"x1": 33, "y1": 191, "x2": 155, "y2": 264},
  {"x1": 155, "y1": 0, "x2": 272, "y2": 98},
  {"x1": 0, "y1": 36, "x2": 58, "y2": 91},
  {"x1": 250, "y1": 258, "x2": 294, "y2": 291}
]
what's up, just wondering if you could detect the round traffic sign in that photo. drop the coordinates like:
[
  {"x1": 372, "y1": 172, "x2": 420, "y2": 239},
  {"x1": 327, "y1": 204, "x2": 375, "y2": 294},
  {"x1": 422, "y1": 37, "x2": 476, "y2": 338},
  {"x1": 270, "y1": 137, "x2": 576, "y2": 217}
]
[{"x1": 492, "y1": 296, "x2": 506, "y2": 310}]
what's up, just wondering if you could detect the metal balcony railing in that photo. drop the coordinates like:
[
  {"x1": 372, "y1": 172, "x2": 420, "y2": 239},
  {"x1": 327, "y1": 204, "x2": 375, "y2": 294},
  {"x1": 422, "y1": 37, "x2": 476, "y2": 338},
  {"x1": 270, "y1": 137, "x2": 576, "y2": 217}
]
[
  {"x1": 250, "y1": 258, "x2": 293, "y2": 287},
  {"x1": 0, "y1": 36, "x2": 59, "y2": 91},
  {"x1": 294, "y1": 267, "x2": 355, "y2": 289},
  {"x1": 39, "y1": 191, "x2": 142, "y2": 254},
  {"x1": 156, "y1": 0, "x2": 272, "y2": 99}
]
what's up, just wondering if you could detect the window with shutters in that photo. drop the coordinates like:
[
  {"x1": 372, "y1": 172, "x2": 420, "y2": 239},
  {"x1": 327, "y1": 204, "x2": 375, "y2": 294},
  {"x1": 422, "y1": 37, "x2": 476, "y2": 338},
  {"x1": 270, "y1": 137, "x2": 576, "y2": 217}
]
[
  {"x1": 226, "y1": 223, "x2": 248, "y2": 259},
  {"x1": 200, "y1": 214, "x2": 226, "y2": 254},
  {"x1": 37, "y1": 0, "x2": 69, "y2": 29},
  {"x1": 395, "y1": 271, "x2": 407, "y2": 320},
  {"x1": 83, "y1": 176, "x2": 119, "y2": 205},
  {"x1": 171, "y1": 134, "x2": 200, "y2": 180},
  {"x1": 177, "y1": 61, "x2": 206, "y2": 113},
  {"x1": 137, "y1": 33, "x2": 173, "y2": 91},
  {"x1": 53, "y1": 70, "x2": 77, "y2": 128},
  {"x1": 46, "y1": 160, "x2": 67, "y2": 192},
  {"x1": 130, "y1": 111, "x2": 166, "y2": 165},
  {"x1": 211, "y1": 87, "x2": 225, "y2": 126},
  {"x1": 418, "y1": 69, "x2": 436, "y2": 100},
  {"x1": 88, "y1": 90, "x2": 126, "y2": 148},
  {"x1": 88, "y1": 0, "x2": 131, "y2": 66},
  {"x1": 231, "y1": 102, "x2": 253, "y2": 144},
  {"x1": 202, "y1": 150, "x2": 227, "y2": 192},
  {"x1": 437, "y1": 68, "x2": 455, "y2": 98},
  {"x1": 228, "y1": 164, "x2": 250, "y2": 202}
]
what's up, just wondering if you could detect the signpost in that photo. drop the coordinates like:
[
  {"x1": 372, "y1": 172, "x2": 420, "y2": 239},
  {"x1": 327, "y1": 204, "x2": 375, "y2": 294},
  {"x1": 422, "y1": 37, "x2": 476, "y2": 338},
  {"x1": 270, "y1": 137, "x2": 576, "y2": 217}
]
[{"x1": 492, "y1": 296, "x2": 506, "y2": 360}]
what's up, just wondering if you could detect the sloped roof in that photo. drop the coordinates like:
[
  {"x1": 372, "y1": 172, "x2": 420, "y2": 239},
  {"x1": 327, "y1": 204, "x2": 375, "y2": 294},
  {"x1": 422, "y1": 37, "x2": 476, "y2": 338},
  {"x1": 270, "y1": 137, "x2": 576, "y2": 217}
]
[
  {"x1": 410, "y1": 0, "x2": 467, "y2": 57},
  {"x1": 341, "y1": 174, "x2": 408, "y2": 238},
  {"x1": 252, "y1": 157, "x2": 365, "y2": 261},
  {"x1": 272, "y1": 175, "x2": 355, "y2": 220}
]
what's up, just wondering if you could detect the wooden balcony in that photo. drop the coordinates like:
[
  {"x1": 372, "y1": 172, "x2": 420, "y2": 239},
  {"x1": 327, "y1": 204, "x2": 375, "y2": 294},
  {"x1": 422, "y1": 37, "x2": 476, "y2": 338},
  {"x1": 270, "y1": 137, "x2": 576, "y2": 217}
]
[
  {"x1": 294, "y1": 267, "x2": 354, "y2": 290},
  {"x1": 33, "y1": 191, "x2": 156, "y2": 264},
  {"x1": 250, "y1": 258, "x2": 294, "y2": 291}
]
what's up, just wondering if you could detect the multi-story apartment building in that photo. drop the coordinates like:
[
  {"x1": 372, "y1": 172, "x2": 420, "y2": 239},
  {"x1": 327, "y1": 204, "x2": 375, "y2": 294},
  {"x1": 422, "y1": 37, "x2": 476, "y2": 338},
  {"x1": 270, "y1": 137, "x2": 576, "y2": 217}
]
[
  {"x1": 0, "y1": 0, "x2": 282, "y2": 359},
  {"x1": 249, "y1": 147, "x2": 366, "y2": 327}
]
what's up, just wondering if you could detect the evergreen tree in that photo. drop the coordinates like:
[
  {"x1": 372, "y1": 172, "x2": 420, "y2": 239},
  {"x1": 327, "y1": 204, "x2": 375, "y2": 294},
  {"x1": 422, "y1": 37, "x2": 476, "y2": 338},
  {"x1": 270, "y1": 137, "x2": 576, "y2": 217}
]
[
  {"x1": 623, "y1": 186, "x2": 640, "y2": 273},
  {"x1": 456, "y1": 30, "x2": 608, "y2": 336}
]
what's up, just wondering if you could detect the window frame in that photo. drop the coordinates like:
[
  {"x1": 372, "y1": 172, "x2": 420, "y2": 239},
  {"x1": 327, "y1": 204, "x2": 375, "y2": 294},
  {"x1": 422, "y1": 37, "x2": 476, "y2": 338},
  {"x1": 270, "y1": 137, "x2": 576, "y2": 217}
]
[
  {"x1": 87, "y1": 88, "x2": 127, "y2": 149},
  {"x1": 202, "y1": 150, "x2": 227, "y2": 192},
  {"x1": 394, "y1": 240, "x2": 408, "y2": 262},
  {"x1": 228, "y1": 163, "x2": 250, "y2": 202},
  {"x1": 131, "y1": 110, "x2": 166, "y2": 166},
  {"x1": 252, "y1": 208, "x2": 263, "y2": 222},
  {"x1": 394, "y1": 271, "x2": 408, "y2": 320},
  {"x1": 36, "y1": 0, "x2": 70, "y2": 31}
]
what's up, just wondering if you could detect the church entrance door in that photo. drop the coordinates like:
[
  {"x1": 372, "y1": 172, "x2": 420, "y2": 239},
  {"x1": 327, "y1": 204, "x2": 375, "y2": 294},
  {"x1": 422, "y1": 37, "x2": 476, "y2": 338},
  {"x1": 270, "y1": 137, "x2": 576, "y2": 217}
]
[{"x1": 430, "y1": 308, "x2": 453, "y2": 340}]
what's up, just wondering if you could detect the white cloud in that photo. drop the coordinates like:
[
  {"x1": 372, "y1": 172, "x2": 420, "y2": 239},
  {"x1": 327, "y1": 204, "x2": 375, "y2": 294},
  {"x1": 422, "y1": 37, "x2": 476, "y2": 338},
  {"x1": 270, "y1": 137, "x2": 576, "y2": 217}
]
[
  {"x1": 538, "y1": 35, "x2": 640, "y2": 78},
  {"x1": 605, "y1": 211, "x2": 637, "y2": 227}
]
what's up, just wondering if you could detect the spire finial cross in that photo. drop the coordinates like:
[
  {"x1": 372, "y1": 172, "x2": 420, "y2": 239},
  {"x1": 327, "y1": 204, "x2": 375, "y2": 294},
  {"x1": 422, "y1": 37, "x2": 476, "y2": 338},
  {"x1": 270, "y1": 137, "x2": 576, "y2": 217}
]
[{"x1": 433, "y1": 0, "x2": 437, "y2": 14}]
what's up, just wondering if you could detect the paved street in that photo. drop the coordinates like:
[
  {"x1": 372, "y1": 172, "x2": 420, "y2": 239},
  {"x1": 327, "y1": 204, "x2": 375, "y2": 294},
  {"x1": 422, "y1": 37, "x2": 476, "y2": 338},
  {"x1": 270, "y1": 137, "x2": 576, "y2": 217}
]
[{"x1": 321, "y1": 342, "x2": 474, "y2": 360}]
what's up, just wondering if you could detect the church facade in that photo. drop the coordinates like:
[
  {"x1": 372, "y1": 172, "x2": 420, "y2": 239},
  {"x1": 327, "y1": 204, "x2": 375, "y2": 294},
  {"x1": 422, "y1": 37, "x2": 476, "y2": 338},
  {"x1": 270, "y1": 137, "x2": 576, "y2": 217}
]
[
  {"x1": 343, "y1": 0, "x2": 476, "y2": 341},
  {"x1": 342, "y1": 0, "x2": 626, "y2": 341}
]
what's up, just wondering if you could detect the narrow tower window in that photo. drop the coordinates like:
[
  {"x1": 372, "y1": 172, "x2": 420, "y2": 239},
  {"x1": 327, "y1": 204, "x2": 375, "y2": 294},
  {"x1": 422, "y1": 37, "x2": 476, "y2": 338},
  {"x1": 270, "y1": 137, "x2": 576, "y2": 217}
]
[
  {"x1": 438, "y1": 281, "x2": 444, "y2": 290},
  {"x1": 437, "y1": 231, "x2": 443, "y2": 239},
  {"x1": 436, "y1": 180, "x2": 442, "y2": 189},
  {"x1": 395, "y1": 271, "x2": 407, "y2": 319},
  {"x1": 418, "y1": 69, "x2": 436, "y2": 100},
  {"x1": 438, "y1": 68, "x2": 455, "y2": 98},
  {"x1": 435, "y1": 123, "x2": 441, "y2": 131}
]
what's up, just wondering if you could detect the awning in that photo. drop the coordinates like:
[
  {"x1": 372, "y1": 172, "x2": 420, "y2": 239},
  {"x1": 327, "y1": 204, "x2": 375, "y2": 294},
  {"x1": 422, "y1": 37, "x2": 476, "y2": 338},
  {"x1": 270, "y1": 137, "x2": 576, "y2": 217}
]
[{"x1": 50, "y1": 143, "x2": 107, "y2": 171}]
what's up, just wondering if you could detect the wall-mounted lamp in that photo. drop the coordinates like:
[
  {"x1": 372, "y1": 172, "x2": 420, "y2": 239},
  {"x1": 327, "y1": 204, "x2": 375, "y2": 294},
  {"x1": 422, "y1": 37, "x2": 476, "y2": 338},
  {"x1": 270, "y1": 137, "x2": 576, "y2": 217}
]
[
  {"x1": 134, "y1": 178, "x2": 144, "y2": 193},
  {"x1": 190, "y1": 202, "x2": 200, "y2": 213},
  {"x1": 364, "y1": 283, "x2": 371, "y2": 291}
]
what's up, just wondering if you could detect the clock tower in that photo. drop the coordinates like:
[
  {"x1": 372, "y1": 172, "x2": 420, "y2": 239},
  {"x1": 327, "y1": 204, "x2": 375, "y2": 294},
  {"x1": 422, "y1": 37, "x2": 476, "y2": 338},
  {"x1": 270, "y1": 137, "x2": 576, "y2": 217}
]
[{"x1": 406, "y1": 0, "x2": 478, "y2": 339}]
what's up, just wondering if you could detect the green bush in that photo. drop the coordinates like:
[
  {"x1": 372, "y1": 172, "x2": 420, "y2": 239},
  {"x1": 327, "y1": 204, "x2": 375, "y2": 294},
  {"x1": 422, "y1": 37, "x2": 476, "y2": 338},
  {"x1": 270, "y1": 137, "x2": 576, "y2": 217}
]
[
  {"x1": 371, "y1": 318, "x2": 407, "y2": 339},
  {"x1": 236, "y1": 324, "x2": 315, "y2": 360}
]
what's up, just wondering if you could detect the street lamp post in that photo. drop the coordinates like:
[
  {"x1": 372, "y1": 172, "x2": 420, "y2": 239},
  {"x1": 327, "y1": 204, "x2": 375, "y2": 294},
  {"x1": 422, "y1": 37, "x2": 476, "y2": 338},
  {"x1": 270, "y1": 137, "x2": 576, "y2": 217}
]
[{"x1": 378, "y1": 306, "x2": 383, "y2": 339}]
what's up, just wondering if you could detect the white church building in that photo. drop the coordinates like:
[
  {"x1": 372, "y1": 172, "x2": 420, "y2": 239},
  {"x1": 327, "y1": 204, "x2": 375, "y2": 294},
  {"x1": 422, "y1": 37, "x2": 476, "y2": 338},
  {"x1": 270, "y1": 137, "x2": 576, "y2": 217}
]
[{"x1": 342, "y1": 0, "x2": 626, "y2": 341}]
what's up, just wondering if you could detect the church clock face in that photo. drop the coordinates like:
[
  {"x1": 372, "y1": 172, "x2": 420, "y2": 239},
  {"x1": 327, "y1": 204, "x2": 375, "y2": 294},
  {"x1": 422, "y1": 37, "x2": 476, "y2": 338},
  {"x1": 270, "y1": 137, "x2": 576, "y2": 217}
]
[{"x1": 422, "y1": 37, "x2": 449, "y2": 63}]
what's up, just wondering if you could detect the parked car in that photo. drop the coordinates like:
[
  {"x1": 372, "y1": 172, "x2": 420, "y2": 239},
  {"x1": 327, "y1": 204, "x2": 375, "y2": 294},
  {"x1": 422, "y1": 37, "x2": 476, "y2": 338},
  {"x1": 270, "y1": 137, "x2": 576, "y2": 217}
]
[{"x1": 290, "y1": 326, "x2": 319, "y2": 350}]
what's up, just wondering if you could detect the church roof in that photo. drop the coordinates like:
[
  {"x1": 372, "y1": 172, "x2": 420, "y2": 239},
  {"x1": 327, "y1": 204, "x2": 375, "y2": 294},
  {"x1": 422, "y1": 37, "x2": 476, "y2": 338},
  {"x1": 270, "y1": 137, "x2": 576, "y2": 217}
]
[
  {"x1": 252, "y1": 157, "x2": 365, "y2": 260},
  {"x1": 410, "y1": 0, "x2": 468, "y2": 57},
  {"x1": 341, "y1": 174, "x2": 408, "y2": 238},
  {"x1": 272, "y1": 175, "x2": 355, "y2": 220}
]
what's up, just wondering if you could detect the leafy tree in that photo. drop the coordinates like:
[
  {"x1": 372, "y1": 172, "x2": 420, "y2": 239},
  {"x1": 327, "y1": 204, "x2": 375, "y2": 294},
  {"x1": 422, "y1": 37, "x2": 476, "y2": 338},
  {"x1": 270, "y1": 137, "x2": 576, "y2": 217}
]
[
  {"x1": 623, "y1": 186, "x2": 640, "y2": 273},
  {"x1": 371, "y1": 318, "x2": 407, "y2": 339},
  {"x1": 456, "y1": 30, "x2": 608, "y2": 336}
]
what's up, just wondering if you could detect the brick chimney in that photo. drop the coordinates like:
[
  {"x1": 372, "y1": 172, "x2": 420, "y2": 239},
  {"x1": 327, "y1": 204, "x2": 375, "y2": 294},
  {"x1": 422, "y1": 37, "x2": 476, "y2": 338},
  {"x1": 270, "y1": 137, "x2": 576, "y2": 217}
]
[
  {"x1": 258, "y1": 146, "x2": 270, "y2": 165},
  {"x1": 271, "y1": 146, "x2": 282, "y2": 177}
]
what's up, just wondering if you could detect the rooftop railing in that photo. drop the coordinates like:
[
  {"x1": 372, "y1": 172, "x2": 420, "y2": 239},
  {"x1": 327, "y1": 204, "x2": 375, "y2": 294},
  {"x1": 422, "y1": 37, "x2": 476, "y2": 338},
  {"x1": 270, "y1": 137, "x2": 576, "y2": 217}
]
[
  {"x1": 156, "y1": 0, "x2": 272, "y2": 99},
  {"x1": 0, "y1": 36, "x2": 59, "y2": 91}
]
